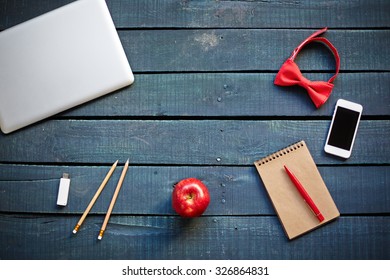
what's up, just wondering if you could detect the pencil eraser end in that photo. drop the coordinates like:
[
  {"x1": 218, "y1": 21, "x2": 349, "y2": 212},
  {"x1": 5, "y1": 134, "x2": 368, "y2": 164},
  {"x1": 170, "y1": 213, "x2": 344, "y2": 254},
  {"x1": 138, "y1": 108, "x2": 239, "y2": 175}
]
[
  {"x1": 98, "y1": 235, "x2": 102, "y2": 240},
  {"x1": 57, "y1": 173, "x2": 70, "y2": 206}
]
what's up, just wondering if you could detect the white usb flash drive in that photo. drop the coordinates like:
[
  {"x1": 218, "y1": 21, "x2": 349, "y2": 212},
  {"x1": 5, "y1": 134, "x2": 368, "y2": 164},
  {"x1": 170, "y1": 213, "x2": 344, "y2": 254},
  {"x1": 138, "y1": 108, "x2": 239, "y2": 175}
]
[{"x1": 57, "y1": 173, "x2": 70, "y2": 206}]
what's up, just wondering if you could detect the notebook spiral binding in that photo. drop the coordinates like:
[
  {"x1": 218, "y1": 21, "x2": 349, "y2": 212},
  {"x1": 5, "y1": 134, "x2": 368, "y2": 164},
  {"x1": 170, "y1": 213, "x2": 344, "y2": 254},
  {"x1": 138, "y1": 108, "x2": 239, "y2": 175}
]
[{"x1": 256, "y1": 140, "x2": 305, "y2": 166}]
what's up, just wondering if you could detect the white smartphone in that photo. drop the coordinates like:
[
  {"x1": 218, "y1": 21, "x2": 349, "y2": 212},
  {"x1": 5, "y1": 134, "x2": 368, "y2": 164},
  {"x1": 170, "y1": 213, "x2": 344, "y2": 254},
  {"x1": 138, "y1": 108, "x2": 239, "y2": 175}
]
[{"x1": 324, "y1": 99, "x2": 363, "y2": 158}]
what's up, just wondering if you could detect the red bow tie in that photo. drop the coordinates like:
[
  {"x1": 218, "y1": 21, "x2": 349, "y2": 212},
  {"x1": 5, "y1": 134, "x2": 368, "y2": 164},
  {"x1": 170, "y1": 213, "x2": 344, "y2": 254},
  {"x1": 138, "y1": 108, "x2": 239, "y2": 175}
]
[{"x1": 274, "y1": 28, "x2": 340, "y2": 108}]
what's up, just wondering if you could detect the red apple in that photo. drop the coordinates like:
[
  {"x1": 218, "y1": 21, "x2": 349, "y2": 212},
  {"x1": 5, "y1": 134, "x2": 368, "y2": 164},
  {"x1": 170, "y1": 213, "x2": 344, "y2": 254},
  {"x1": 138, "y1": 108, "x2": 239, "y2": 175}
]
[{"x1": 172, "y1": 178, "x2": 210, "y2": 218}]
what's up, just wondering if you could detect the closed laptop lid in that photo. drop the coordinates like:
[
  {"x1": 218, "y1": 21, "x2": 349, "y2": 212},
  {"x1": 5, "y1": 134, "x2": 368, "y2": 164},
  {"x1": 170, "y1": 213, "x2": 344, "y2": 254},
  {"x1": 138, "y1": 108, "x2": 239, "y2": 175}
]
[{"x1": 0, "y1": 0, "x2": 134, "y2": 134}]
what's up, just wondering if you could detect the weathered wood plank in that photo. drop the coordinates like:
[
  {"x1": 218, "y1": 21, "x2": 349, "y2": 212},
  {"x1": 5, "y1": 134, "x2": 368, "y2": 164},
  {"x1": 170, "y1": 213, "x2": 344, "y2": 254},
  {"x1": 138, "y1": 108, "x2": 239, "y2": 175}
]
[
  {"x1": 0, "y1": 214, "x2": 388, "y2": 259},
  {"x1": 0, "y1": 26, "x2": 388, "y2": 71},
  {"x1": 0, "y1": 120, "x2": 388, "y2": 165},
  {"x1": 1, "y1": 0, "x2": 389, "y2": 29},
  {"x1": 121, "y1": 29, "x2": 390, "y2": 72},
  {"x1": 63, "y1": 73, "x2": 390, "y2": 117},
  {"x1": 0, "y1": 165, "x2": 388, "y2": 215},
  {"x1": 108, "y1": 0, "x2": 390, "y2": 29}
]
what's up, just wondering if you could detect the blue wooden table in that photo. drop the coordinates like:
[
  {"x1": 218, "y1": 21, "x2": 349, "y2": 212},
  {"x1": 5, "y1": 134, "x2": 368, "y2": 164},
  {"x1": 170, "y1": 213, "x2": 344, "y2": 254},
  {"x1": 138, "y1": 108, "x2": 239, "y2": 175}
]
[{"x1": 0, "y1": 0, "x2": 389, "y2": 260}]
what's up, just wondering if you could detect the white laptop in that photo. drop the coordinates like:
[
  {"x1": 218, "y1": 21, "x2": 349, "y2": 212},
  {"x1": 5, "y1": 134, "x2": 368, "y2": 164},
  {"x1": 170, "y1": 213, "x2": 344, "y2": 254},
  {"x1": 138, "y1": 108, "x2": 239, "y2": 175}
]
[{"x1": 0, "y1": 0, "x2": 134, "y2": 134}]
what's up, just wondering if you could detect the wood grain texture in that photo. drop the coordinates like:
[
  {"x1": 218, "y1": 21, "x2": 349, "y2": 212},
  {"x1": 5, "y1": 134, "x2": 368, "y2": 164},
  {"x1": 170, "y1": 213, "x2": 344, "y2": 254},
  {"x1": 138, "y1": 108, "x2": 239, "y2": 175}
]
[
  {"x1": 0, "y1": 165, "x2": 388, "y2": 215},
  {"x1": 108, "y1": 0, "x2": 390, "y2": 29},
  {"x1": 0, "y1": 120, "x2": 388, "y2": 165},
  {"x1": 62, "y1": 73, "x2": 390, "y2": 117},
  {"x1": 1, "y1": 27, "x2": 387, "y2": 72},
  {"x1": 1, "y1": 0, "x2": 389, "y2": 29},
  {"x1": 121, "y1": 29, "x2": 390, "y2": 72},
  {"x1": 0, "y1": 214, "x2": 388, "y2": 260}
]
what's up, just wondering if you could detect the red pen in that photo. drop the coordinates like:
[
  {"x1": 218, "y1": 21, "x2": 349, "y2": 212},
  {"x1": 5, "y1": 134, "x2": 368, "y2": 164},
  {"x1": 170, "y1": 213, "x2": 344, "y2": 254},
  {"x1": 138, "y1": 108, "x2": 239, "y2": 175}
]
[{"x1": 284, "y1": 165, "x2": 324, "y2": 222}]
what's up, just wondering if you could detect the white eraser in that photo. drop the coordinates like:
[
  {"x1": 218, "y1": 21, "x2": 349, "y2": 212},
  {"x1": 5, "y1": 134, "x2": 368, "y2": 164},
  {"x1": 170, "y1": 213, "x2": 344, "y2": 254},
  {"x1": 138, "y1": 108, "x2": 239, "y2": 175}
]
[{"x1": 57, "y1": 173, "x2": 70, "y2": 206}]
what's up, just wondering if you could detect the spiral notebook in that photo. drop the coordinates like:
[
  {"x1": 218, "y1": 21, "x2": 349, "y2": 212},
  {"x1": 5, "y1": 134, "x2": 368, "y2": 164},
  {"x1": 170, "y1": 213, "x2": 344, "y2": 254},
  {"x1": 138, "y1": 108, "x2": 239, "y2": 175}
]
[{"x1": 254, "y1": 140, "x2": 339, "y2": 239}]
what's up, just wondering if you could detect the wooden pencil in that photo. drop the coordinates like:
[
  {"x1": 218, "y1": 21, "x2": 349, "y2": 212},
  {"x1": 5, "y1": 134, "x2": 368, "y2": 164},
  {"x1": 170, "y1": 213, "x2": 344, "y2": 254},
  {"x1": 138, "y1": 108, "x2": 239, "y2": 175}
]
[
  {"x1": 98, "y1": 159, "x2": 129, "y2": 240},
  {"x1": 72, "y1": 160, "x2": 118, "y2": 234}
]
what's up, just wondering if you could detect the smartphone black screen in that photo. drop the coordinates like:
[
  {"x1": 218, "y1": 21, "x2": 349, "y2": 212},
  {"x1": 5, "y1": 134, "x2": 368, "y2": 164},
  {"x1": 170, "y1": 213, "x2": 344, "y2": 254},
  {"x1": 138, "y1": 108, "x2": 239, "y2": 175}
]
[{"x1": 328, "y1": 107, "x2": 360, "y2": 150}]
